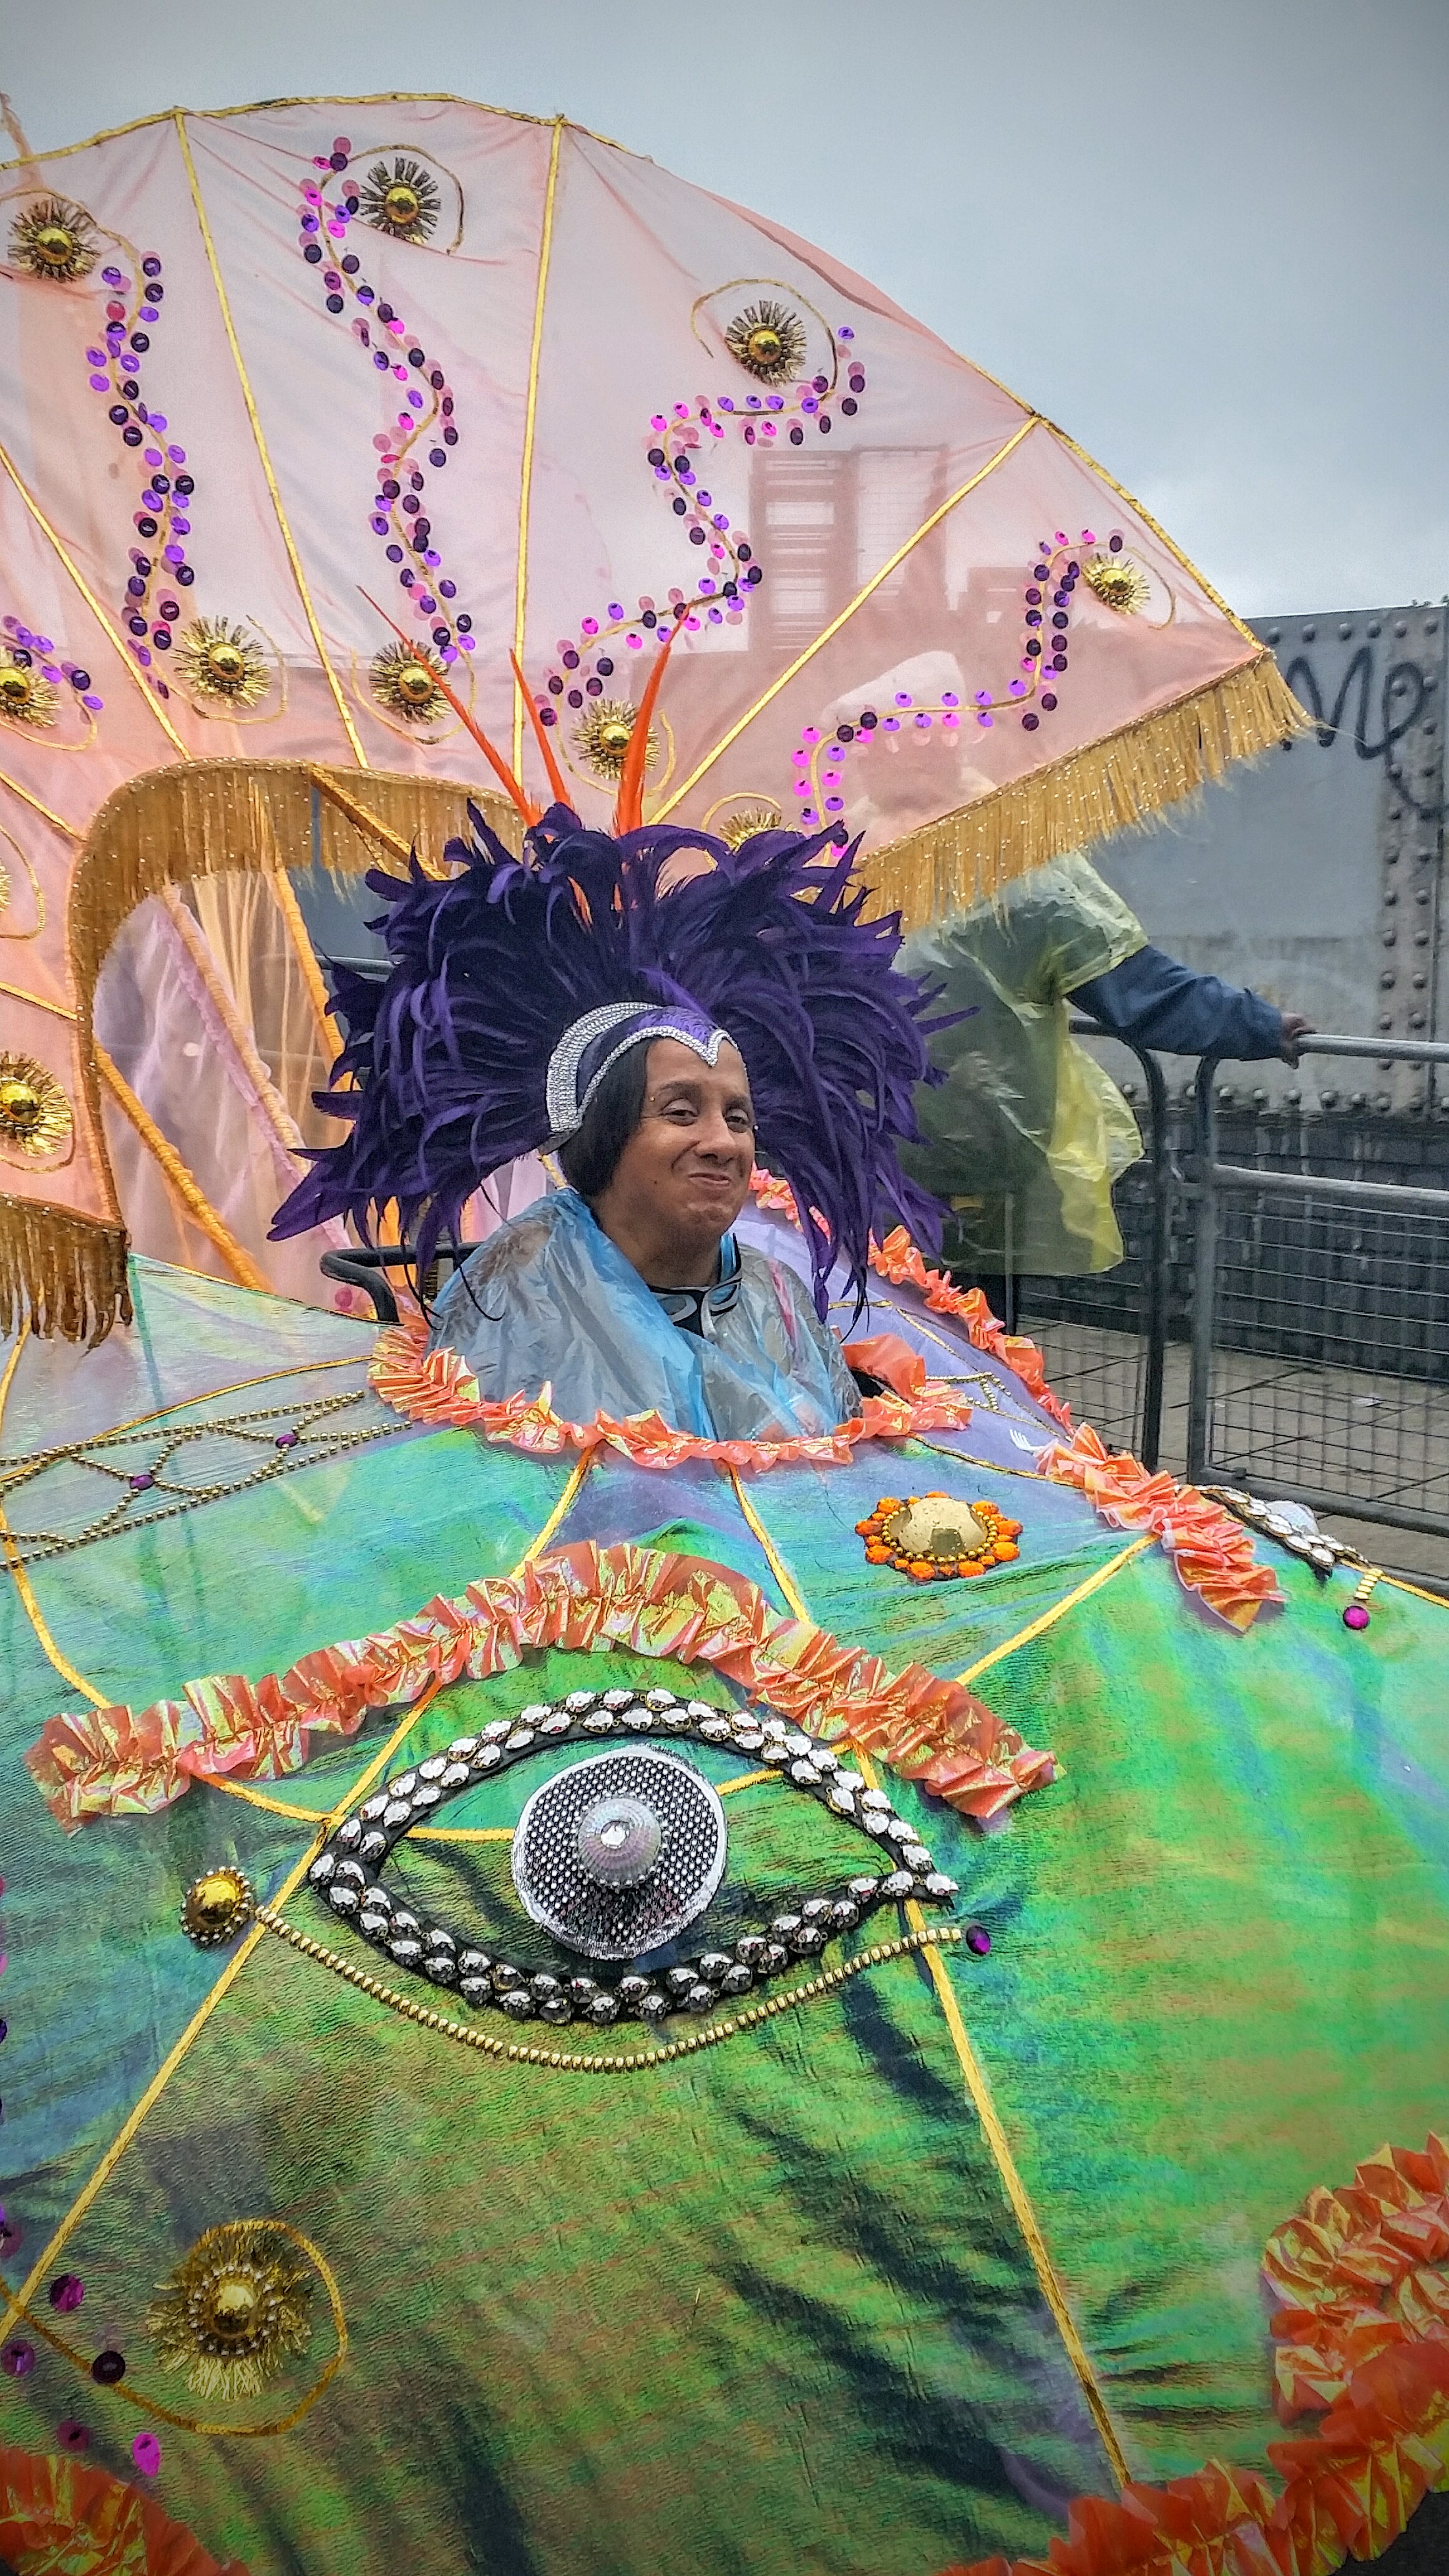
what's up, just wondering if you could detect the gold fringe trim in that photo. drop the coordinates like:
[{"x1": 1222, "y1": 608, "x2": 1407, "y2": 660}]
[
  {"x1": 0, "y1": 1192, "x2": 130, "y2": 1347},
  {"x1": 865, "y1": 649, "x2": 1312, "y2": 929},
  {"x1": 64, "y1": 757, "x2": 522, "y2": 1246},
  {"x1": 94, "y1": 1042, "x2": 271, "y2": 1295}
]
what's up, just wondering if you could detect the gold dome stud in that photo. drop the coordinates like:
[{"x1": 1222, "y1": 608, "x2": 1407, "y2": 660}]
[
  {"x1": 175, "y1": 618, "x2": 270, "y2": 708},
  {"x1": 180, "y1": 1866, "x2": 255, "y2": 1949},
  {"x1": 724, "y1": 298, "x2": 807, "y2": 386},
  {"x1": 146, "y1": 2221, "x2": 315, "y2": 2400},
  {"x1": 370, "y1": 642, "x2": 447, "y2": 724},
  {"x1": 9, "y1": 196, "x2": 99, "y2": 282},
  {"x1": 0, "y1": 651, "x2": 59, "y2": 729},
  {"x1": 573, "y1": 698, "x2": 658, "y2": 783},
  {"x1": 0, "y1": 1054, "x2": 72, "y2": 1163},
  {"x1": 1082, "y1": 553, "x2": 1151, "y2": 615},
  {"x1": 359, "y1": 155, "x2": 442, "y2": 245}
]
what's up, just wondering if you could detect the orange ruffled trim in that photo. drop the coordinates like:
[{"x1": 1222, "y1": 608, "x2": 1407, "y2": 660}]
[
  {"x1": 940, "y1": 2133, "x2": 1449, "y2": 2576},
  {"x1": 1037, "y1": 1422, "x2": 1283, "y2": 1634},
  {"x1": 749, "y1": 1175, "x2": 1277, "y2": 1632},
  {"x1": 0, "y1": 2442, "x2": 246, "y2": 2575},
  {"x1": 26, "y1": 1538, "x2": 1055, "y2": 1831},
  {"x1": 367, "y1": 1318, "x2": 973, "y2": 1469}
]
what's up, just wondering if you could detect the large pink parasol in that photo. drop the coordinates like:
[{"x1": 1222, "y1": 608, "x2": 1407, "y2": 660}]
[{"x1": 0, "y1": 94, "x2": 1302, "y2": 1343}]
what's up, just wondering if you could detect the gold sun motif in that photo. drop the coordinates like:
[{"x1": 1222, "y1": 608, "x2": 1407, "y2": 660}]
[
  {"x1": 370, "y1": 642, "x2": 447, "y2": 724},
  {"x1": 146, "y1": 2223, "x2": 315, "y2": 2402},
  {"x1": 180, "y1": 1866, "x2": 255, "y2": 1948},
  {"x1": 1082, "y1": 552, "x2": 1151, "y2": 615},
  {"x1": 0, "y1": 1053, "x2": 73, "y2": 1163},
  {"x1": 0, "y1": 650, "x2": 58, "y2": 730},
  {"x1": 358, "y1": 155, "x2": 442, "y2": 245},
  {"x1": 723, "y1": 298, "x2": 807, "y2": 385},
  {"x1": 716, "y1": 804, "x2": 781, "y2": 851},
  {"x1": 174, "y1": 619, "x2": 270, "y2": 708},
  {"x1": 573, "y1": 698, "x2": 659, "y2": 783},
  {"x1": 8, "y1": 195, "x2": 99, "y2": 282}
]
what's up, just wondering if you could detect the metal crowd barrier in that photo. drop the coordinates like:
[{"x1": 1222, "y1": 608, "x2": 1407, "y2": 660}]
[{"x1": 1186, "y1": 1034, "x2": 1449, "y2": 1549}]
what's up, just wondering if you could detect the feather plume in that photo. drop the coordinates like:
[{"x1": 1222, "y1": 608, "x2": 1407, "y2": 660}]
[{"x1": 272, "y1": 809, "x2": 949, "y2": 1313}]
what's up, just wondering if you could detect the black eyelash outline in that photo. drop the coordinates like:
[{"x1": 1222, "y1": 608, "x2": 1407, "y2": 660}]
[{"x1": 306, "y1": 1684, "x2": 958, "y2": 2030}]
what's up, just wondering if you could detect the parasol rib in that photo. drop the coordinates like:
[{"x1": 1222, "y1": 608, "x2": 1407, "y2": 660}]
[
  {"x1": 0, "y1": 443, "x2": 189, "y2": 757},
  {"x1": 513, "y1": 117, "x2": 565, "y2": 777},
  {"x1": 653, "y1": 414, "x2": 1042, "y2": 820},
  {"x1": 173, "y1": 110, "x2": 369, "y2": 768}
]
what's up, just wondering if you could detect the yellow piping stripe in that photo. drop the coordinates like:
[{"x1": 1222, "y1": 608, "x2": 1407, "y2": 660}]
[
  {"x1": 0, "y1": 1325, "x2": 107, "y2": 1704},
  {"x1": 726, "y1": 1466, "x2": 812, "y2": 1622},
  {"x1": 0, "y1": 769, "x2": 80, "y2": 837},
  {"x1": 956, "y1": 1537, "x2": 1153, "y2": 1687},
  {"x1": 95, "y1": 1041, "x2": 270, "y2": 1292},
  {"x1": 0, "y1": 443, "x2": 188, "y2": 756},
  {"x1": 265, "y1": 861, "x2": 339, "y2": 1064},
  {"x1": 907, "y1": 1888, "x2": 1131, "y2": 2487},
  {"x1": 653, "y1": 416, "x2": 1040, "y2": 820},
  {"x1": 519, "y1": 1449, "x2": 591, "y2": 1564},
  {"x1": 0, "y1": 978, "x2": 74, "y2": 1021},
  {"x1": 0, "y1": 1823, "x2": 329, "y2": 2352},
  {"x1": 307, "y1": 765, "x2": 411, "y2": 861},
  {"x1": 1, "y1": 96, "x2": 632, "y2": 172},
  {"x1": 512, "y1": 119, "x2": 564, "y2": 775},
  {"x1": 730, "y1": 1460, "x2": 1130, "y2": 2485},
  {"x1": 173, "y1": 112, "x2": 368, "y2": 766}
]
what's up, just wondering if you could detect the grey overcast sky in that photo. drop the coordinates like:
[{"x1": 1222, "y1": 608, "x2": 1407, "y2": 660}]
[{"x1": 0, "y1": 0, "x2": 1443, "y2": 619}]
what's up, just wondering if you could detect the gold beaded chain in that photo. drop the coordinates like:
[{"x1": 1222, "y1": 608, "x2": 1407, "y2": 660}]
[
  {"x1": 255, "y1": 1903, "x2": 964, "y2": 2074},
  {"x1": 0, "y1": 1386, "x2": 399, "y2": 1570}
]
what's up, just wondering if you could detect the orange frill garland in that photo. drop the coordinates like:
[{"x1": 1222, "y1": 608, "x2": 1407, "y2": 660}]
[
  {"x1": 366, "y1": 1177, "x2": 1276, "y2": 1628},
  {"x1": 0, "y1": 2443, "x2": 246, "y2": 2575},
  {"x1": 939, "y1": 2134, "x2": 1449, "y2": 2576},
  {"x1": 1037, "y1": 1423, "x2": 1283, "y2": 1633},
  {"x1": 26, "y1": 1539, "x2": 1055, "y2": 1831},
  {"x1": 768, "y1": 1177, "x2": 1277, "y2": 1629},
  {"x1": 367, "y1": 1318, "x2": 975, "y2": 1469}
]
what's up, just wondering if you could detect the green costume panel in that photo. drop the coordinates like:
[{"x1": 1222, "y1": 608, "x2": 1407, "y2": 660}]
[{"x1": 2, "y1": 1259, "x2": 1445, "y2": 2575}]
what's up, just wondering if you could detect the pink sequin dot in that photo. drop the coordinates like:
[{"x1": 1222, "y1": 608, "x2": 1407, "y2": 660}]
[
  {"x1": 57, "y1": 2421, "x2": 90, "y2": 2453},
  {"x1": 1343, "y1": 1602, "x2": 1370, "y2": 1630},
  {"x1": 132, "y1": 2432, "x2": 162, "y2": 2477},
  {"x1": 49, "y1": 2273, "x2": 84, "y2": 2314}
]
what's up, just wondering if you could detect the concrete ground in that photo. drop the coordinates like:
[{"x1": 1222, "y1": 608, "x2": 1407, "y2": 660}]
[{"x1": 1020, "y1": 1318, "x2": 1449, "y2": 1592}]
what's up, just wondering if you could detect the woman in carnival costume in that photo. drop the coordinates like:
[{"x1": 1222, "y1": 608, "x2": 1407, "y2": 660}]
[{"x1": 4, "y1": 642, "x2": 1448, "y2": 2576}]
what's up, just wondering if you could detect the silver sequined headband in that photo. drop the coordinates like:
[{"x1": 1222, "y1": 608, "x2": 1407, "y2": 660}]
[{"x1": 544, "y1": 1002, "x2": 729, "y2": 1143}]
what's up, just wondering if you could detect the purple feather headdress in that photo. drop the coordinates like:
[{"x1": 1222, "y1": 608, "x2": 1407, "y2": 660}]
[{"x1": 271, "y1": 803, "x2": 949, "y2": 1315}]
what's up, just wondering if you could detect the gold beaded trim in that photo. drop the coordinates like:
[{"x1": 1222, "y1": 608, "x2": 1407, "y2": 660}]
[{"x1": 255, "y1": 1904, "x2": 963, "y2": 2073}]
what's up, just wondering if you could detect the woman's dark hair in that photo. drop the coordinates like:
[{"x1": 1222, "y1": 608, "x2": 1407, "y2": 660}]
[{"x1": 556, "y1": 1040, "x2": 650, "y2": 1200}]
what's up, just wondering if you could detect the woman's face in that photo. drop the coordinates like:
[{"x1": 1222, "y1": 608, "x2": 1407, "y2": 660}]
[{"x1": 597, "y1": 1037, "x2": 755, "y2": 1255}]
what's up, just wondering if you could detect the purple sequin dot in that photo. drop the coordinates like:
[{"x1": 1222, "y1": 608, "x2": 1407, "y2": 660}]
[
  {"x1": 90, "y1": 2349, "x2": 126, "y2": 2385},
  {"x1": 964, "y1": 1924, "x2": 992, "y2": 1956},
  {"x1": 49, "y1": 2273, "x2": 84, "y2": 2313},
  {"x1": 1343, "y1": 1602, "x2": 1370, "y2": 1630},
  {"x1": 275, "y1": 1430, "x2": 300, "y2": 1451},
  {"x1": 128, "y1": 1472, "x2": 155, "y2": 1494},
  {"x1": 1, "y1": 2340, "x2": 34, "y2": 2376}
]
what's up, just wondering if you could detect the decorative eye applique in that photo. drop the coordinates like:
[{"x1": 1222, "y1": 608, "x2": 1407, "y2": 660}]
[
  {"x1": 300, "y1": 1687, "x2": 957, "y2": 2032},
  {"x1": 856, "y1": 1494, "x2": 1022, "y2": 1583}
]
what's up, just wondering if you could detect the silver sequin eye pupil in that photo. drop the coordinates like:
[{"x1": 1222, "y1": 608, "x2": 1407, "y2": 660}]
[{"x1": 308, "y1": 1695, "x2": 959, "y2": 2029}]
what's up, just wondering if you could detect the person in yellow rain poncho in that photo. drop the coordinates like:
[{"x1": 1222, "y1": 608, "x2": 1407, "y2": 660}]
[{"x1": 899, "y1": 849, "x2": 1310, "y2": 1315}]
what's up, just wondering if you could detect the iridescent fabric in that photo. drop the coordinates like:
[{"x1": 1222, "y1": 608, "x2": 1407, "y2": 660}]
[{"x1": 426, "y1": 1188, "x2": 859, "y2": 1441}]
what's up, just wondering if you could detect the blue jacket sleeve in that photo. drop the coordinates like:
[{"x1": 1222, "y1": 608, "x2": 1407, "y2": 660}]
[{"x1": 1068, "y1": 943, "x2": 1285, "y2": 1060}]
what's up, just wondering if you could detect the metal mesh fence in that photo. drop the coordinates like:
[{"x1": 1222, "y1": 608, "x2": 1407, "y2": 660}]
[{"x1": 952, "y1": 1036, "x2": 1449, "y2": 1582}]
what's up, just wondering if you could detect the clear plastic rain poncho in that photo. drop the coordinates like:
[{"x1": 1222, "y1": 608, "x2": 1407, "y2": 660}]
[{"x1": 899, "y1": 851, "x2": 1148, "y2": 1275}]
